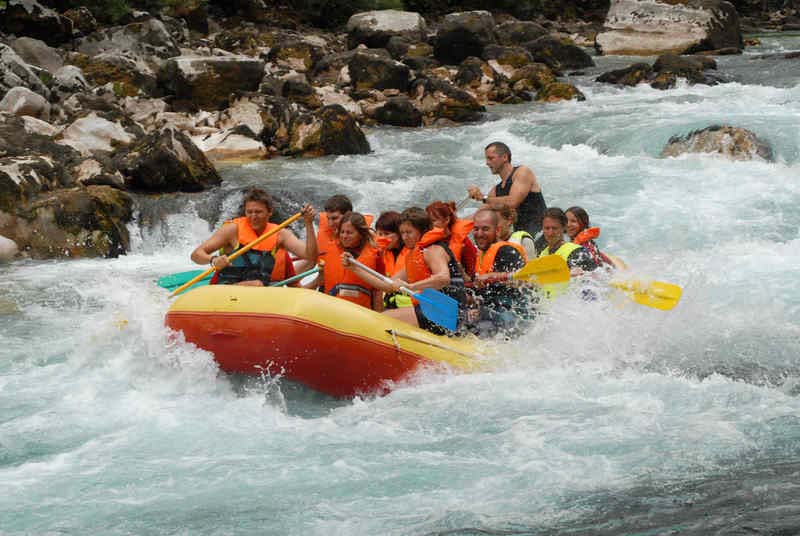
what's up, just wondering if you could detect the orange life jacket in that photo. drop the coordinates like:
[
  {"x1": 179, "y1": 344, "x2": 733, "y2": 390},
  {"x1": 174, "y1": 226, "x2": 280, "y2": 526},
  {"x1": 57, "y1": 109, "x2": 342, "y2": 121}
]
[
  {"x1": 380, "y1": 246, "x2": 409, "y2": 277},
  {"x1": 323, "y1": 242, "x2": 380, "y2": 309},
  {"x1": 446, "y1": 219, "x2": 474, "y2": 262},
  {"x1": 573, "y1": 227, "x2": 600, "y2": 245},
  {"x1": 477, "y1": 241, "x2": 528, "y2": 275},
  {"x1": 213, "y1": 217, "x2": 291, "y2": 285},
  {"x1": 317, "y1": 212, "x2": 374, "y2": 261},
  {"x1": 406, "y1": 227, "x2": 449, "y2": 283},
  {"x1": 573, "y1": 227, "x2": 612, "y2": 267}
]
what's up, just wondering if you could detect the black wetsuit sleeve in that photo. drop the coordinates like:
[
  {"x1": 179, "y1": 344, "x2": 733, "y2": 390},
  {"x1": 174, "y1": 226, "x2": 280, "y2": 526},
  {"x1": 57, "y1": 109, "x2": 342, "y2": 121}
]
[
  {"x1": 568, "y1": 247, "x2": 598, "y2": 272},
  {"x1": 493, "y1": 246, "x2": 526, "y2": 273}
]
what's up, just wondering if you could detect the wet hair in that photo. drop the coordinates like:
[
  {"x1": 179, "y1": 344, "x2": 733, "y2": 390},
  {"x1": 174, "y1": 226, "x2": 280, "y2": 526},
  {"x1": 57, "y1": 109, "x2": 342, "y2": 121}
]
[
  {"x1": 485, "y1": 141, "x2": 512, "y2": 162},
  {"x1": 566, "y1": 206, "x2": 590, "y2": 232},
  {"x1": 337, "y1": 211, "x2": 375, "y2": 248},
  {"x1": 494, "y1": 203, "x2": 517, "y2": 225},
  {"x1": 425, "y1": 200, "x2": 457, "y2": 229},
  {"x1": 324, "y1": 194, "x2": 353, "y2": 214},
  {"x1": 399, "y1": 207, "x2": 432, "y2": 234},
  {"x1": 375, "y1": 210, "x2": 401, "y2": 234},
  {"x1": 241, "y1": 188, "x2": 274, "y2": 213},
  {"x1": 474, "y1": 207, "x2": 500, "y2": 225},
  {"x1": 542, "y1": 207, "x2": 567, "y2": 228}
]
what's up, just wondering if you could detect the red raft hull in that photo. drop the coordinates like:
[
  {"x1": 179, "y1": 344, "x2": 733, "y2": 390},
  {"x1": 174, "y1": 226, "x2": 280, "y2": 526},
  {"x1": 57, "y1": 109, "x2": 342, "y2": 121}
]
[{"x1": 165, "y1": 286, "x2": 477, "y2": 398}]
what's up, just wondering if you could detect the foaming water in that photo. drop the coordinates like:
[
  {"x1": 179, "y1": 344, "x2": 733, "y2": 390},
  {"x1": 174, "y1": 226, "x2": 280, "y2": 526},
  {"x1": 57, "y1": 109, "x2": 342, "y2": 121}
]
[{"x1": 2, "y1": 34, "x2": 800, "y2": 535}]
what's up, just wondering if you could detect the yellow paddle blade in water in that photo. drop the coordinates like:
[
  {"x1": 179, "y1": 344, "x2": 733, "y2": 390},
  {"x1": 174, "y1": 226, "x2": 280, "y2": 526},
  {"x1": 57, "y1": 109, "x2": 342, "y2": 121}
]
[
  {"x1": 513, "y1": 255, "x2": 570, "y2": 285},
  {"x1": 609, "y1": 280, "x2": 683, "y2": 310}
]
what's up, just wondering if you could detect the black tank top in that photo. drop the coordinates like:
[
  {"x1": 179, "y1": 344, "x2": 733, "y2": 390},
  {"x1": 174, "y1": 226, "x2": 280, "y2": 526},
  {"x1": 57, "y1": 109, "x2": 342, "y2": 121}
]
[{"x1": 495, "y1": 166, "x2": 547, "y2": 234}]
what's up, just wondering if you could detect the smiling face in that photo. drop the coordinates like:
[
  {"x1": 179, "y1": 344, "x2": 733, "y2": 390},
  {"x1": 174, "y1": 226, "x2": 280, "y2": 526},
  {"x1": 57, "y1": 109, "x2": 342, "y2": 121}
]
[
  {"x1": 542, "y1": 216, "x2": 565, "y2": 249},
  {"x1": 244, "y1": 200, "x2": 271, "y2": 234},
  {"x1": 338, "y1": 221, "x2": 362, "y2": 250},
  {"x1": 472, "y1": 210, "x2": 499, "y2": 252},
  {"x1": 326, "y1": 210, "x2": 345, "y2": 235},
  {"x1": 566, "y1": 210, "x2": 583, "y2": 240},
  {"x1": 399, "y1": 222, "x2": 422, "y2": 249}
]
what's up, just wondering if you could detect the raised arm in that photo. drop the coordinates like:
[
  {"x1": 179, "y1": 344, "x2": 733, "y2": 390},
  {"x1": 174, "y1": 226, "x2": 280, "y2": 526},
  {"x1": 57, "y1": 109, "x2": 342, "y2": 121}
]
[{"x1": 278, "y1": 204, "x2": 318, "y2": 262}]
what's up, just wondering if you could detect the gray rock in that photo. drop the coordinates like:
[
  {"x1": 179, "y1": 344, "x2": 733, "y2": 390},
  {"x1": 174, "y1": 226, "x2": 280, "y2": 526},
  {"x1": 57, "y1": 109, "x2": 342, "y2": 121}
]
[
  {"x1": 0, "y1": 235, "x2": 19, "y2": 261},
  {"x1": 0, "y1": 44, "x2": 49, "y2": 100},
  {"x1": 76, "y1": 18, "x2": 181, "y2": 62},
  {"x1": 661, "y1": 125, "x2": 773, "y2": 161},
  {"x1": 0, "y1": 86, "x2": 50, "y2": 120},
  {"x1": 495, "y1": 21, "x2": 548, "y2": 46},
  {"x1": 158, "y1": 55, "x2": 265, "y2": 110},
  {"x1": 53, "y1": 65, "x2": 89, "y2": 93},
  {"x1": 10, "y1": 37, "x2": 63, "y2": 72},
  {"x1": 373, "y1": 96, "x2": 422, "y2": 127},
  {"x1": 346, "y1": 10, "x2": 428, "y2": 49},
  {"x1": 434, "y1": 11, "x2": 497, "y2": 65},
  {"x1": 348, "y1": 49, "x2": 411, "y2": 91},
  {"x1": 523, "y1": 36, "x2": 595, "y2": 70},
  {"x1": 596, "y1": 0, "x2": 742, "y2": 55},
  {"x1": 0, "y1": 0, "x2": 73, "y2": 46}
]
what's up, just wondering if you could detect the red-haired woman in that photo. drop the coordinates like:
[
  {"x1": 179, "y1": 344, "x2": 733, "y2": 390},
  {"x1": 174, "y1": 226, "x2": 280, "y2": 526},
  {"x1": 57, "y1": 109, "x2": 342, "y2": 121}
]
[{"x1": 425, "y1": 200, "x2": 477, "y2": 280}]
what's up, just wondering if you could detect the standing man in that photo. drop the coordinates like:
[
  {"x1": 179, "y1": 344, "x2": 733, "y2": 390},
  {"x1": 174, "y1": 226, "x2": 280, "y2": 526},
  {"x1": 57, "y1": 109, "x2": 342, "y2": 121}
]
[{"x1": 467, "y1": 141, "x2": 547, "y2": 241}]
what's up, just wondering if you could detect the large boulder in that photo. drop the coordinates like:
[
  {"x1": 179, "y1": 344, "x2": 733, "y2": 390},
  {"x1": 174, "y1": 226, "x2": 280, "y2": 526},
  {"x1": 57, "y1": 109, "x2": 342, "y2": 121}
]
[
  {"x1": 434, "y1": 11, "x2": 497, "y2": 65},
  {"x1": 158, "y1": 55, "x2": 266, "y2": 111},
  {"x1": 2, "y1": 186, "x2": 133, "y2": 259},
  {"x1": 0, "y1": 235, "x2": 19, "y2": 261},
  {"x1": 494, "y1": 21, "x2": 548, "y2": 46},
  {"x1": 373, "y1": 96, "x2": 423, "y2": 127},
  {"x1": 9, "y1": 37, "x2": 63, "y2": 73},
  {"x1": 347, "y1": 50, "x2": 411, "y2": 92},
  {"x1": 113, "y1": 126, "x2": 221, "y2": 192},
  {"x1": 0, "y1": 87, "x2": 51, "y2": 120},
  {"x1": 346, "y1": 10, "x2": 428, "y2": 49},
  {"x1": 56, "y1": 113, "x2": 137, "y2": 157},
  {"x1": 62, "y1": 7, "x2": 99, "y2": 37},
  {"x1": 411, "y1": 76, "x2": 485, "y2": 124},
  {"x1": 661, "y1": 125, "x2": 773, "y2": 160},
  {"x1": 68, "y1": 53, "x2": 158, "y2": 97},
  {"x1": 287, "y1": 105, "x2": 370, "y2": 157},
  {"x1": 0, "y1": 44, "x2": 49, "y2": 99},
  {"x1": 596, "y1": 55, "x2": 720, "y2": 88},
  {"x1": 523, "y1": 36, "x2": 595, "y2": 70},
  {"x1": 510, "y1": 63, "x2": 557, "y2": 94},
  {"x1": 0, "y1": 0, "x2": 73, "y2": 46},
  {"x1": 192, "y1": 129, "x2": 269, "y2": 162},
  {"x1": 596, "y1": 62, "x2": 654, "y2": 85},
  {"x1": 52, "y1": 65, "x2": 90, "y2": 94},
  {"x1": 536, "y1": 82, "x2": 586, "y2": 102},
  {"x1": 76, "y1": 18, "x2": 181, "y2": 61},
  {"x1": 596, "y1": 0, "x2": 743, "y2": 56},
  {"x1": 267, "y1": 40, "x2": 326, "y2": 72},
  {"x1": 0, "y1": 155, "x2": 63, "y2": 211}
]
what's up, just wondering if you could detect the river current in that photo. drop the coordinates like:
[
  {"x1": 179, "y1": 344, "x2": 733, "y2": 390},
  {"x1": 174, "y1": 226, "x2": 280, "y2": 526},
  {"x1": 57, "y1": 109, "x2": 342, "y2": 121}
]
[{"x1": 2, "y1": 34, "x2": 799, "y2": 535}]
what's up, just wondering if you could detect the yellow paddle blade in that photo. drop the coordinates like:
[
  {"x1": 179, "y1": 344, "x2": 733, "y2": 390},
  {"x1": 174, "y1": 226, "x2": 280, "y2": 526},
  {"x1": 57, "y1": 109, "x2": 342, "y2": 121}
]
[
  {"x1": 512, "y1": 254, "x2": 570, "y2": 285},
  {"x1": 609, "y1": 280, "x2": 683, "y2": 310}
]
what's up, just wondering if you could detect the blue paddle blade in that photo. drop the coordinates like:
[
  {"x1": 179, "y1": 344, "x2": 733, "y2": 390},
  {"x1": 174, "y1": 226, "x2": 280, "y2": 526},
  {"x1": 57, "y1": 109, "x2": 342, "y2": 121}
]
[
  {"x1": 157, "y1": 270, "x2": 211, "y2": 292},
  {"x1": 415, "y1": 288, "x2": 459, "y2": 331}
]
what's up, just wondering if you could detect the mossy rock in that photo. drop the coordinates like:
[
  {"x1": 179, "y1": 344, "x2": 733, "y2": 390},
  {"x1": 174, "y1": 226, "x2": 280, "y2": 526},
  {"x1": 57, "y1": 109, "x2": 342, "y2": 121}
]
[{"x1": 536, "y1": 82, "x2": 586, "y2": 102}]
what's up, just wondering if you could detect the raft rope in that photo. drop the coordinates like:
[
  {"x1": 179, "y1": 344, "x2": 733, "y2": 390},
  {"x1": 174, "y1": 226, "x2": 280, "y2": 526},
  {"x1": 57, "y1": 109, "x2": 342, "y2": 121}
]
[{"x1": 385, "y1": 329, "x2": 481, "y2": 360}]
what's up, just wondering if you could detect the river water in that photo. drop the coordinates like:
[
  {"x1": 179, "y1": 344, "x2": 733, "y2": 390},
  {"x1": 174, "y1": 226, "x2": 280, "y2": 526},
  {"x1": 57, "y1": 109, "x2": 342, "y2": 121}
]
[{"x1": 2, "y1": 34, "x2": 799, "y2": 535}]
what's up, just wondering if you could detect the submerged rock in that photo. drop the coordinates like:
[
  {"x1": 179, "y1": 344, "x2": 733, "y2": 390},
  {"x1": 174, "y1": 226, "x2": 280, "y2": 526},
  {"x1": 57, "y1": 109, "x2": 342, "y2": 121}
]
[{"x1": 661, "y1": 125, "x2": 774, "y2": 161}]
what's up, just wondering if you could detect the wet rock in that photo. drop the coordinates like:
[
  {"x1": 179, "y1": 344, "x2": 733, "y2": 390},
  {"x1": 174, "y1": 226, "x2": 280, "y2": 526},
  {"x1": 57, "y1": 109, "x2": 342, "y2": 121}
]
[
  {"x1": 536, "y1": 82, "x2": 586, "y2": 102},
  {"x1": 0, "y1": 87, "x2": 51, "y2": 120},
  {"x1": 9, "y1": 37, "x2": 63, "y2": 73},
  {"x1": 283, "y1": 78, "x2": 322, "y2": 109},
  {"x1": 71, "y1": 158, "x2": 125, "y2": 189},
  {"x1": 113, "y1": 126, "x2": 221, "y2": 192},
  {"x1": 346, "y1": 10, "x2": 428, "y2": 49},
  {"x1": 287, "y1": 104, "x2": 370, "y2": 157},
  {"x1": 523, "y1": 36, "x2": 595, "y2": 70},
  {"x1": 348, "y1": 49, "x2": 411, "y2": 91},
  {"x1": 0, "y1": 0, "x2": 73, "y2": 46},
  {"x1": 482, "y1": 45, "x2": 534, "y2": 72},
  {"x1": 495, "y1": 21, "x2": 548, "y2": 46},
  {"x1": 455, "y1": 57, "x2": 500, "y2": 103},
  {"x1": 157, "y1": 55, "x2": 265, "y2": 111},
  {"x1": 596, "y1": 62, "x2": 654, "y2": 86},
  {"x1": 5, "y1": 185, "x2": 133, "y2": 259},
  {"x1": 596, "y1": 0, "x2": 742, "y2": 55},
  {"x1": 434, "y1": 11, "x2": 497, "y2": 65},
  {"x1": 411, "y1": 76, "x2": 485, "y2": 124},
  {"x1": 57, "y1": 113, "x2": 137, "y2": 157},
  {"x1": 315, "y1": 86, "x2": 360, "y2": 116},
  {"x1": 68, "y1": 53, "x2": 158, "y2": 98},
  {"x1": 311, "y1": 49, "x2": 360, "y2": 86},
  {"x1": 0, "y1": 155, "x2": 64, "y2": 211},
  {"x1": 373, "y1": 96, "x2": 423, "y2": 127},
  {"x1": 661, "y1": 125, "x2": 774, "y2": 161},
  {"x1": 76, "y1": 18, "x2": 181, "y2": 62},
  {"x1": 0, "y1": 44, "x2": 49, "y2": 99},
  {"x1": 509, "y1": 63, "x2": 557, "y2": 93}
]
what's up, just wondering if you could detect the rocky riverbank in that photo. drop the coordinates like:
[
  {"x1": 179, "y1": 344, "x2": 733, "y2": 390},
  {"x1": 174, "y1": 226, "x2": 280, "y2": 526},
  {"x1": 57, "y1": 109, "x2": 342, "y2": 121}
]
[{"x1": 0, "y1": 0, "x2": 794, "y2": 260}]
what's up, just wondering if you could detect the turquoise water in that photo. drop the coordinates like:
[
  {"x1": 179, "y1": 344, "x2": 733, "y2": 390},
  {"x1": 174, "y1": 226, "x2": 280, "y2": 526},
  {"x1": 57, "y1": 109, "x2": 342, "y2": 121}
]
[{"x1": 1, "y1": 35, "x2": 799, "y2": 534}]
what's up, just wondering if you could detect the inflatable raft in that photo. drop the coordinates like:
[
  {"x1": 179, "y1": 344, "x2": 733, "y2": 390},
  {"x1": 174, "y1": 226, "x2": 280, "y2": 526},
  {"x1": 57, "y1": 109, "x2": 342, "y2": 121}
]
[{"x1": 165, "y1": 285, "x2": 480, "y2": 397}]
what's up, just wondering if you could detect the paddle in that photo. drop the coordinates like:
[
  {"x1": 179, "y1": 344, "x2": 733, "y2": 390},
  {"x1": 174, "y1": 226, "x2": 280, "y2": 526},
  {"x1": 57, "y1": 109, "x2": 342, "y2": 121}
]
[
  {"x1": 471, "y1": 254, "x2": 570, "y2": 286},
  {"x1": 347, "y1": 257, "x2": 459, "y2": 331},
  {"x1": 454, "y1": 196, "x2": 472, "y2": 212},
  {"x1": 609, "y1": 279, "x2": 682, "y2": 311},
  {"x1": 170, "y1": 212, "x2": 303, "y2": 297},
  {"x1": 268, "y1": 267, "x2": 319, "y2": 287},
  {"x1": 157, "y1": 269, "x2": 209, "y2": 292}
]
